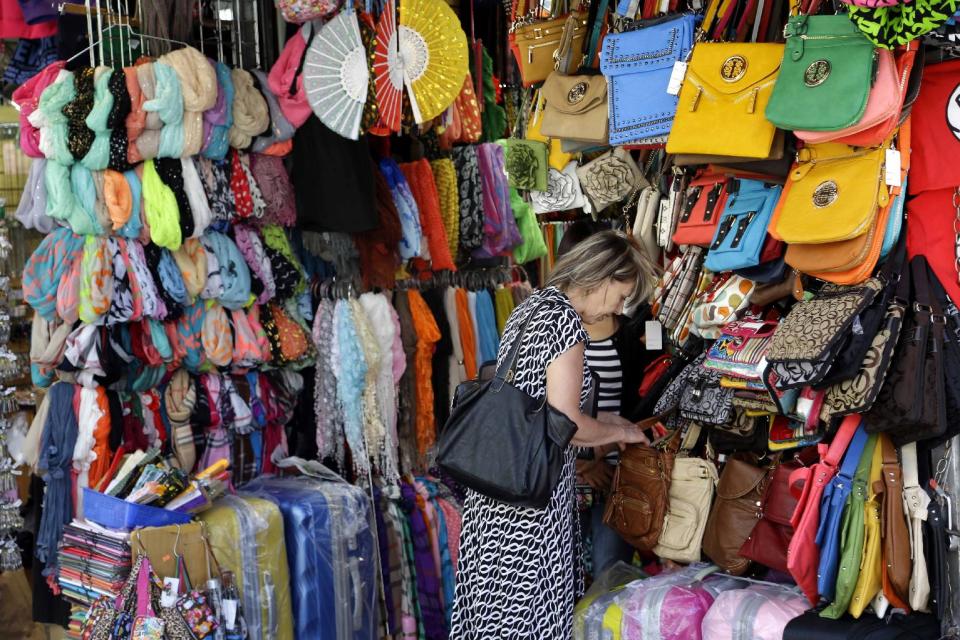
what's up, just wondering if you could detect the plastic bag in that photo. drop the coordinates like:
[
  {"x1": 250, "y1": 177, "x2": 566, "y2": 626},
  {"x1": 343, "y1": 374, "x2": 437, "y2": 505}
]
[{"x1": 701, "y1": 585, "x2": 808, "y2": 640}]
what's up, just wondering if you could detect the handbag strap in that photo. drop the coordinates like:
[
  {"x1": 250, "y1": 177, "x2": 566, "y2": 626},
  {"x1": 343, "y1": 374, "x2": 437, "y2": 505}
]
[
  {"x1": 289, "y1": 25, "x2": 319, "y2": 97},
  {"x1": 837, "y1": 424, "x2": 869, "y2": 483},
  {"x1": 135, "y1": 556, "x2": 156, "y2": 618},
  {"x1": 493, "y1": 299, "x2": 550, "y2": 388},
  {"x1": 901, "y1": 442, "x2": 920, "y2": 490},
  {"x1": 584, "y1": 0, "x2": 611, "y2": 68},
  {"x1": 823, "y1": 414, "x2": 863, "y2": 469}
]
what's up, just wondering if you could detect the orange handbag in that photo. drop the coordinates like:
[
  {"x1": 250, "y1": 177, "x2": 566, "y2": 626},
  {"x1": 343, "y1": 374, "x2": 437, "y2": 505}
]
[
  {"x1": 672, "y1": 171, "x2": 731, "y2": 247},
  {"x1": 787, "y1": 414, "x2": 863, "y2": 605}
]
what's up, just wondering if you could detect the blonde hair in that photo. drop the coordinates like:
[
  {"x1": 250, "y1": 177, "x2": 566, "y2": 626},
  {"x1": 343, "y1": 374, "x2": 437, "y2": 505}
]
[{"x1": 546, "y1": 230, "x2": 660, "y2": 305}]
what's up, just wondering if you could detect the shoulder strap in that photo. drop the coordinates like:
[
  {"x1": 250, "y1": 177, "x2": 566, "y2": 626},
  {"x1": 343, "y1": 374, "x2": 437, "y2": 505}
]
[
  {"x1": 837, "y1": 424, "x2": 869, "y2": 482},
  {"x1": 584, "y1": 0, "x2": 611, "y2": 68},
  {"x1": 493, "y1": 299, "x2": 550, "y2": 388},
  {"x1": 901, "y1": 442, "x2": 920, "y2": 490},
  {"x1": 823, "y1": 414, "x2": 862, "y2": 469},
  {"x1": 289, "y1": 25, "x2": 319, "y2": 97}
]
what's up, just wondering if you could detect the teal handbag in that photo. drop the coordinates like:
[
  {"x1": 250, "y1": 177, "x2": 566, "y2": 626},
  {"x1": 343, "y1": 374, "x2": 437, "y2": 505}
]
[{"x1": 765, "y1": 15, "x2": 875, "y2": 131}]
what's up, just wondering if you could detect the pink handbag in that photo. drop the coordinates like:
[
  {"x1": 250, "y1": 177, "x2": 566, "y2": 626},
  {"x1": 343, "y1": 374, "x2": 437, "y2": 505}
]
[
  {"x1": 701, "y1": 585, "x2": 808, "y2": 640},
  {"x1": 795, "y1": 49, "x2": 900, "y2": 143}
]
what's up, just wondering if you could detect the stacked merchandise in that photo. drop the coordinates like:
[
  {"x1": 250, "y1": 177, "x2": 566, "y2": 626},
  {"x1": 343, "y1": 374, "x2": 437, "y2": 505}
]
[{"x1": 55, "y1": 520, "x2": 131, "y2": 638}]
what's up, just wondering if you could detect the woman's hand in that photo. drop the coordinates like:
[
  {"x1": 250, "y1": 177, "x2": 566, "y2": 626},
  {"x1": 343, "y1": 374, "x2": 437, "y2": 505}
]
[{"x1": 617, "y1": 423, "x2": 651, "y2": 449}]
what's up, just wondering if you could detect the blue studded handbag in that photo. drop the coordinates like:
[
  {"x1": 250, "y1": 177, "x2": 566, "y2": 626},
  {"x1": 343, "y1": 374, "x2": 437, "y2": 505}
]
[
  {"x1": 705, "y1": 179, "x2": 783, "y2": 273},
  {"x1": 600, "y1": 14, "x2": 697, "y2": 145}
]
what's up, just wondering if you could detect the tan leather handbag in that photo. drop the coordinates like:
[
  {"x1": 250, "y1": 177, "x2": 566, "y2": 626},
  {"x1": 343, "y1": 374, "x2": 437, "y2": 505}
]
[
  {"x1": 604, "y1": 422, "x2": 678, "y2": 551},
  {"x1": 539, "y1": 72, "x2": 608, "y2": 145},
  {"x1": 901, "y1": 442, "x2": 932, "y2": 613},
  {"x1": 877, "y1": 434, "x2": 912, "y2": 611},
  {"x1": 509, "y1": 0, "x2": 587, "y2": 87},
  {"x1": 703, "y1": 455, "x2": 777, "y2": 575},
  {"x1": 654, "y1": 452, "x2": 718, "y2": 564}
]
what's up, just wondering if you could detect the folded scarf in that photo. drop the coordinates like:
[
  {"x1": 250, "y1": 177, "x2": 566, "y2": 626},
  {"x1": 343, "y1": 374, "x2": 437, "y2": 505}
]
[
  {"x1": 103, "y1": 169, "x2": 132, "y2": 230},
  {"x1": 154, "y1": 157, "x2": 195, "y2": 239},
  {"x1": 233, "y1": 225, "x2": 276, "y2": 304},
  {"x1": 204, "y1": 231, "x2": 253, "y2": 310},
  {"x1": 162, "y1": 47, "x2": 217, "y2": 157},
  {"x1": 164, "y1": 368, "x2": 197, "y2": 471},
  {"x1": 119, "y1": 169, "x2": 143, "y2": 239},
  {"x1": 181, "y1": 158, "x2": 213, "y2": 237},
  {"x1": 202, "y1": 303, "x2": 233, "y2": 368},
  {"x1": 229, "y1": 149, "x2": 254, "y2": 218},
  {"x1": 116, "y1": 237, "x2": 144, "y2": 322},
  {"x1": 178, "y1": 301, "x2": 207, "y2": 372},
  {"x1": 203, "y1": 61, "x2": 234, "y2": 160},
  {"x1": 124, "y1": 65, "x2": 146, "y2": 162},
  {"x1": 78, "y1": 235, "x2": 113, "y2": 324},
  {"x1": 23, "y1": 227, "x2": 84, "y2": 320},
  {"x1": 231, "y1": 308, "x2": 264, "y2": 368},
  {"x1": 262, "y1": 224, "x2": 305, "y2": 294},
  {"x1": 148, "y1": 319, "x2": 173, "y2": 361},
  {"x1": 107, "y1": 237, "x2": 138, "y2": 326},
  {"x1": 33, "y1": 69, "x2": 75, "y2": 165},
  {"x1": 142, "y1": 159, "x2": 182, "y2": 250},
  {"x1": 250, "y1": 68, "x2": 295, "y2": 153},
  {"x1": 64, "y1": 67, "x2": 96, "y2": 162},
  {"x1": 146, "y1": 62, "x2": 185, "y2": 158},
  {"x1": 229, "y1": 68, "x2": 270, "y2": 150},
  {"x1": 249, "y1": 153, "x2": 296, "y2": 226},
  {"x1": 13, "y1": 60, "x2": 65, "y2": 158},
  {"x1": 172, "y1": 238, "x2": 208, "y2": 300},
  {"x1": 135, "y1": 62, "x2": 162, "y2": 161},
  {"x1": 126, "y1": 240, "x2": 165, "y2": 320},
  {"x1": 30, "y1": 313, "x2": 71, "y2": 387},
  {"x1": 90, "y1": 169, "x2": 113, "y2": 232},
  {"x1": 143, "y1": 243, "x2": 184, "y2": 316},
  {"x1": 158, "y1": 248, "x2": 191, "y2": 307},
  {"x1": 15, "y1": 158, "x2": 55, "y2": 233},
  {"x1": 379, "y1": 158, "x2": 422, "y2": 260},
  {"x1": 56, "y1": 252, "x2": 81, "y2": 324},
  {"x1": 81, "y1": 67, "x2": 113, "y2": 170}
]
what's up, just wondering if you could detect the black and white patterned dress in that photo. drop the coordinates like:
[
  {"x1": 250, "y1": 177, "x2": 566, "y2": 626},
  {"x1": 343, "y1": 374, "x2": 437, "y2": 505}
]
[{"x1": 450, "y1": 286, "x2": 591, "y2": 639}]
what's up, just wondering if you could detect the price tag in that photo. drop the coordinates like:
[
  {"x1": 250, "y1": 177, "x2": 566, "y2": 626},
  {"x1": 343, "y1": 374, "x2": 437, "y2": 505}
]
[
  {"x1": 161, "y1": 578, "x2": 180, "y2": 608},
  {"x1": 223, "y1": 600, "x2": 239, "y2": 630},
  {"x1": 885, "y1": 148, "x2": 902, "y2": 187},
  {"x1": 645, "y1": 320, "x2": 663, "y2": 351},
  {"x1": 667, "y1": 61, "x2": 688, "y2": 95}
]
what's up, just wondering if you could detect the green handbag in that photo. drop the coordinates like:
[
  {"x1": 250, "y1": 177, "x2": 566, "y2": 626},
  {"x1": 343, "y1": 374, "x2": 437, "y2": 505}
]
[
  {"x1": 820, "y1": 432, "x2": 879, "y2": 619},
  {"x1": 765, "y1": 15, "x2": 875, "y2": 132},
  {"x1": 499, "y1": 139, "x2": 549, "y2": 191}
]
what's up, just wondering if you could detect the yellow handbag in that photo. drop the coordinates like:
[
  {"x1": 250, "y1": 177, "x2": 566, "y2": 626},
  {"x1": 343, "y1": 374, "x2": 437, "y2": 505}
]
[
  {"x1": 665, "y1": 42, "x2": 783, "y2": 159},
  {"x1": 774, "y1": 142, "x2": 890, "y2": 245},
  {"x1": 526, "y1": 91, "x2": 574, "y2": 171},
  {"x1": 849, "y1": 442, "x2": 884, "y2": 618}
]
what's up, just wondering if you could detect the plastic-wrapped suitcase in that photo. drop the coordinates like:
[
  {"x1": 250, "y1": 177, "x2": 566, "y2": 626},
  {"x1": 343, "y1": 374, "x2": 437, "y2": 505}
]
[
  {"x1": 701, "y1": 585, "x2": 808, "y2": 640},
  {"x1": 243, "y1": 474, "x2": 379, "y2": 640},
  {"x1": 199, "y1": 495, "x2": 294, "y2": 640}
]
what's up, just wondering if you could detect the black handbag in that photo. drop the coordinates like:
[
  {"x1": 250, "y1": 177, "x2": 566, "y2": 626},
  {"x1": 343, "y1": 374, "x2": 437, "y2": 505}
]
[{"x1": 438, "y1": 300, "x2": 579, "y2": 509}]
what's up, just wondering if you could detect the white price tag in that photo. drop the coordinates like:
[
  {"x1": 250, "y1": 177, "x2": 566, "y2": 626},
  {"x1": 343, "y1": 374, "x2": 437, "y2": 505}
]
[
  {"x1": 161, "y1": 578, "x2": 180, "y2": 608},
  {"x1": 667, "y1": 61, "x2": 688, "y2": 96},
  {"x1": 645, "y1": 321, "x2": 663, "y2": 351},
  {"x1": 885, "y1": 148, "x2": 902, "y2": 187},
  {"x1": 223, "y1": 600, "x2": 239, "y2": 630}
]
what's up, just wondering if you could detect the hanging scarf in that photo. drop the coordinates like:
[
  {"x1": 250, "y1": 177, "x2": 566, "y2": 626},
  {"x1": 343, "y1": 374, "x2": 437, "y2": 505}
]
[
  {"x1": 90, "y1": 169, "x2": 113, "y2": 232},
  {"x1": 15, "y1": 158, "x2": 55, "y2": 233},
  {"x1": 250, "y1": 68, "x2": 295, "y2": 153},
  {"x1": 164, "y1": 368, "x2": 196, "y2": 471},
  {"x1": 125, "y1": 65, "x2": 146, "y2": 143},
  {"x1": 103, "y1": 169, "x2": 132, "y2": 230},
  {"x1": 81, "y1": 67, "x2": 113, "y2": 170},
  {"x1": 238, "y1": 152, "x2": 266, "y2": 218},
  {"x1": 200, "y1": 233, "x2": 225, "y2": 300},
  {"x1": 56, "y1": 251, "x2": 82, "y2": 324},
  {"x1": 181, "y1": 158, "x2": 213, "y2": 237},
  {"x1": 312, "y1": 299, "x2": 343, "y2": 462},
  {"x1": 117, "y1": 238, "x2": 145, "y2": 322},
  {"x1": 196, "y1": 156, "x2": 236, "y2": 223},
  {"x1": 119, "y1": 169, "x2": 143, "y2": 239},
  {"x1": 451, "y1": 146, "x2": 484, "y2": 252},
  {"x1": 474, "y1": 143, "x2": 522, "y2": 258},
  {"x1": 30, "y1": 313, "x2": 71, "y2": 388},
  {"x1": 172, "y1": 238, "x2": 208, "y2": 301},
  {"x1": 229, "y1": 149, "x2": 254, "y2": 218},
  {"x1": 154, "y1": 156, "x2": 195, "y2": 239},
  {"x1": 161, "y1": 47, "x2": 217, "y2": 157},
  {"x1": 107, "y1": 69, "x2": 132, "y2": 171},
  {"x1": 351, "y1": 298, "x2": 389, "y2": 475},
  {"x1": 261, "y1": 224, "x2": 305, "y2": 295},
  {"x1": 332, "y1": 299, "x2": 370, "y2": 476},
  {"x1": 203, "y1": 61, "x2": 234, "y2": 160},
  {"x1": 135, "y1": 63, "x2": 161, "y2": 161},
  {"x1": 408, "y1": 289, "x2": 441, "y2": 456},
  {"x1": 23, "y1": 227, "x2": 84, "y2": 320},
  {"x1": 64, "y1": 67, "x2": 96, "y2": 161},
  {"x1": 430, "y1": 158, "x2": 460, "y2": 263},
  {"x1": 78, "y1": 235, "x2": 113, "y2": 324},
  {"x1": 202, "y1": 303, "x2": 233, "y2": 368},
  {"x1": 233, "y1": 225, "x2": 276, "y2": 304},
  {"x1": 247, "y1": 305, "x2": 272, "y2": 366},
  {"x1": 107, "y1": 237, "x2": 138, "y2": 326},
  {"x1": 36, "y1": 382, "x2": 79, "y2": 572},
  {"x1": 204, "y1": 231, "x2": 253, "y2": 310},
  {"x1": 379, "y1": 158, "x2": 422, "y2": 260},
  {"x1": 12, "y1": 60, "x2": 65, "y2": 158},
  {"x1": 231, "y1": 308, "x2": 264, "y2": 368},
  {"x1": 177, "y1": 302, "x2": 207, "y2": 372},
  {"x1": 142, "y1": 159, "x2": 182, "y2": 250},
  {"x1": 401, "y1": 159, "x2": 456, "y2": 271},
  {"x1": 249, "y1": 153, "x2": 296, "y2": 226},
  {"x1": 46, "y1": 163, "x2": 97, "y2": 235},
  {"x1": 229, "y1": 68, "x2": 270, "y2": 149},
  {"x1": 144, "y1": 61, "x2": 185, "y2": 158},
  {"x1": 32, "y1": 69, "x2": 75, "y2": 165},
  {"x1": 157, "y1": 248, "x2": 191, "y2": 307},
  {"x1": 359, "y1": 292, "x2": 400, "y2": 481}
]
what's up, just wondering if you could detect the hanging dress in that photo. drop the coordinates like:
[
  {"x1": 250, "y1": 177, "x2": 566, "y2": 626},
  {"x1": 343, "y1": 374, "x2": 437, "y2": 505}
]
[{"x1": 450, "y1": 286, "x2": 591, "y2": 640}]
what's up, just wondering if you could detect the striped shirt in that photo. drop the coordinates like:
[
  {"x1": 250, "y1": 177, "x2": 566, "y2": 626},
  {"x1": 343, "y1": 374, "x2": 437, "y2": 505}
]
[{"x1": 585, "y1": 337, "x2": 623, "y2": 415}]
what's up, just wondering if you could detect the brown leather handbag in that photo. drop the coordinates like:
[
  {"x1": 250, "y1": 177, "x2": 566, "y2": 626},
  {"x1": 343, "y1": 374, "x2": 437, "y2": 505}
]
[
  {"x1": 702, "y1": 455, "x2": 777, "y2": 575},
  {"x1": 738, "y1": 447, "x2": 817, "y2": 573},
  {"x1": 509, "y1": 0, "x2": 587, "y2": 87},
  {"x1": 876, "y1": 434, "x2": 913, "y2": 611},
  {"x1": 603, "y1": 424, "x2": 679, "y2": 551}
]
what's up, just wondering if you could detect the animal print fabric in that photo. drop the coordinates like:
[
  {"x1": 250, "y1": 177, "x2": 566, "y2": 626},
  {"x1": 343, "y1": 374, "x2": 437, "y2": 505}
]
[{"x1": 450, "y1": 286, "x2": 590, "y2": 639}]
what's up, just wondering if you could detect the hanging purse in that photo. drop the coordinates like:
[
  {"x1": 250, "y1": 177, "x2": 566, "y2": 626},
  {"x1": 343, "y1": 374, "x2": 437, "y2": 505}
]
[
  {"x1": 739, "y1": 451, "x2": 811, "y2": 573},
  {"x1": 787, "y1": 414, "x2": 863, "y2": 605},
  {"x1": 603, "y1": 424, "x2": 680, "y2": 550},
  {"x1": 709, "y1": 410, "x2": 770, "y2": 454},
  {"x1": 539, "y1": 72, "x2": 609, "y2": 144},
  {"x1": 658, "y1": 167, "x2": 688, "y2": 251},
  {"x1": 849, "y1": 441, "x2": 884, "y2": 618},
  {"x1": 765, "y1": 15, "x2": 876, "y2": 132},
  {"x1": 795, "y1": 49, "x2": 901, "y2": 144},
  {"x1": 509, "y1": 0, "x2": 587, "y2": 87},
  {"x1": 702, "y1": 454, "x2": 777, "y2": 575},
  {"x1": 705, "y1": 179, "x2": 782, "y2": 272},
  {"x1": 666, "y1": 42, "x2": 784, "y2": 159},
  {"x1": 554, "y1": 13, "x2": 589, "y2": 74},
  {"x1": 600, "y1": 14, "x2": 697, "y2": 145},
  {"x1": 80, "y1": 554, "x2": 144, "y2": 640},
  {"x1": 704, "y1": 319, "x2": 777, "y2": 382},
  {"x1": 773, "y1": 141, "x2": 889, "y2": 246},
  {"x1": 653, "y1": 451, "x2": 718, "y2": 564},
  {"x1": 672, "y1": 172, "x2": 731, "y2": 247},
  {"x1": 531, "y1": 161, "x2": 589, "y2": 213},
  {"x1": 678, "y1": 363, "x2": 735, "y2": 426},
  {"x1": 632, "y1": 186, "x2": 661, "y2": 261},
  {"x1": 866, "y1": 257, "x2": 948, "y2": 445},
  {"x1": 817, "y1": 424, "x2": 871, "y2": 603},
  {"x1": 576, "y1": 146, "x2": 646, "y2": 212},
  {"x1": 876, "y1": 434, "x2": 912, "y2": 611},
  {"x1": 690, "y1": 273, "x2": 756, "y2": 340},
  {"x1": 129, "y1": 557, "x2": 165, "y2": 640},
  {"x1": 437, "y1": 300, "x2": 579, "y2": 509},
  {"x1": 500, "y1": 139, "x2": 549, "y2": 191},
  {"x1": 900, "y1": 442, "x2": 932, "y2": 613},
  {"x1": 820, "y1": 433, "x2": 879, "y2": 619}
]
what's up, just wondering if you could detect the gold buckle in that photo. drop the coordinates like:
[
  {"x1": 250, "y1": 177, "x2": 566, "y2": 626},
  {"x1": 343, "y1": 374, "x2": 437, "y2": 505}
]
[{"x1": 534, "y1": 27, "x2": 544, "y2": 39}]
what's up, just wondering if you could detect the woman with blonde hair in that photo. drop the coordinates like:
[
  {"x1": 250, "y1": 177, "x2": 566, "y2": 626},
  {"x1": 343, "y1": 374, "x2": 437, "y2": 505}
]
[{"x1": 450, "y1": 230, "x2": 660, "y2": 639}]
